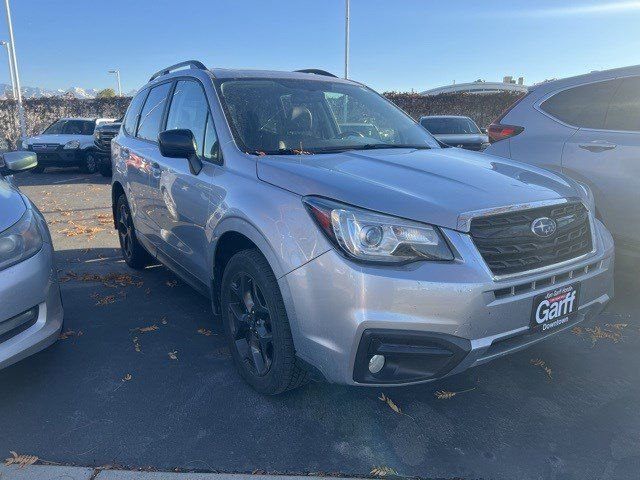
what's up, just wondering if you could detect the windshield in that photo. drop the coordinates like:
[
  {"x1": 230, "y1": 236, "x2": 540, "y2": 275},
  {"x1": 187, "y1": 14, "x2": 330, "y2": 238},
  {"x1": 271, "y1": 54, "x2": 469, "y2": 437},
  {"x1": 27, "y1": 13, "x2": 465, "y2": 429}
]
[
  {"x1": 215, "y1": 78, "x2": 440, "y2": 154},
  {"x1": 420, "y1": 117, "x2": 480, "y2": 135},
  {"x1": 43, "y1": 119, "x2": 95, "y2": 135}
]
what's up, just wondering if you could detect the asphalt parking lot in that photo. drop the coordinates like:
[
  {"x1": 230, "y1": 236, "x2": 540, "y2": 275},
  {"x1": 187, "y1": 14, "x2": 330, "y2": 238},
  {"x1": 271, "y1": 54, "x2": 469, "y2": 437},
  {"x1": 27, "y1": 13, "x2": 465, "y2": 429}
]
[{"x1": 1, "y1": 170, "x2": 639, "y2": 480}]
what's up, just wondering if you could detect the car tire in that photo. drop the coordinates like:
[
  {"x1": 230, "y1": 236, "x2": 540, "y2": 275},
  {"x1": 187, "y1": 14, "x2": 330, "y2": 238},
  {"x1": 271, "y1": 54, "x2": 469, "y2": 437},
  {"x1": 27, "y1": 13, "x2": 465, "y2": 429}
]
[
  {"x1": 221, "y1": 249, "x2": 309, "y2": 395},
  {"x1": 115, "y1": 194, "x2": 153, "y2": 270},
  {"x1": 80, "y1": 151, "x2": 98, "y2": 174}
]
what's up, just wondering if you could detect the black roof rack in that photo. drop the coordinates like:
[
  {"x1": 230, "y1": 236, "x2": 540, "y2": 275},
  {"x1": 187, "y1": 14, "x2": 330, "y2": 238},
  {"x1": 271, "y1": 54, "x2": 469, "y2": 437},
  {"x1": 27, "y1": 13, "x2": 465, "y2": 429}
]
[
  {"x1": 295, "y1": 69, "x2": 338, "y2": 78},
  {"x1": 149, "y1": 60, "x2": 208, "y2": 81}
]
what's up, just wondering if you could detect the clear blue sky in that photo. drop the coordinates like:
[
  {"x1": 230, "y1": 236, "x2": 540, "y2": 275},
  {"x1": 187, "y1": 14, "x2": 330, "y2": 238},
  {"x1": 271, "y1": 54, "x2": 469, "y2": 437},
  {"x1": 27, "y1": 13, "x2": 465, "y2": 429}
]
[{"x1": 1, "y1": 0, "x2": 639, "y2": 93}]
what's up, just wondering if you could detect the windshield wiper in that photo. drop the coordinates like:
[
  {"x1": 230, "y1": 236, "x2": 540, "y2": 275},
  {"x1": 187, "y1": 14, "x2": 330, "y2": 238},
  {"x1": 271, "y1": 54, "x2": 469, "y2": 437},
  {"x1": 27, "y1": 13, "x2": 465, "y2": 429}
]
[
  {"x1": 314, "y1": 143, "x2": 432, "y2": 153},
  {"x1": 250, "y1": 148, "x2": 313, "y2": 156}
]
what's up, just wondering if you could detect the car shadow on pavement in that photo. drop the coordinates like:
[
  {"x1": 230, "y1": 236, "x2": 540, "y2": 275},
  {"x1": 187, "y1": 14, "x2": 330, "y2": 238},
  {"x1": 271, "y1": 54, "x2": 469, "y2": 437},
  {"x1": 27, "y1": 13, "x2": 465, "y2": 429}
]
[{"x1": 16, "y1": 169, "x2": 111, "y2": 187}]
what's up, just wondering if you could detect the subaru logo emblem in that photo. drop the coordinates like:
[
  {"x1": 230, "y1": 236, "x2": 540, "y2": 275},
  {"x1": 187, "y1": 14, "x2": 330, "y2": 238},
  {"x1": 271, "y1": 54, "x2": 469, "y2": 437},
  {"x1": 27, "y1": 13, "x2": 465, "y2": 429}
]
[{"x1": 531, "y1": 217, "x2": 557, "y2": 237}]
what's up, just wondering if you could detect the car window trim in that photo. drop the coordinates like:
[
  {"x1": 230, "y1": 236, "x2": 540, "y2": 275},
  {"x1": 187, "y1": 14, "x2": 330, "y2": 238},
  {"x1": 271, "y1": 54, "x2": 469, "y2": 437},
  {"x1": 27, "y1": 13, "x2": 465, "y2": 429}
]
[
  {"x1": 164, "y1": 76, "x2": 223, "y2": 165},
  {"x1": 135, "y1": 79, "x2": 174, "y2": 144},
  {"x1": 122, "y1": 88, "x2": 150, "y2": 138}
]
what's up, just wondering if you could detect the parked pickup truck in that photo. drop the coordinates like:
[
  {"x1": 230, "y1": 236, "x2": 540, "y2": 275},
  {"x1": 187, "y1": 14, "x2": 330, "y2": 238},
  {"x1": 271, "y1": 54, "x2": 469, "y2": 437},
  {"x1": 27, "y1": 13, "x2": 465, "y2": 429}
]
[
  {"x1": 94, "y1": 118, "x2": 122, "y2": 177},
  {"x1": 22, "y1": 117, "x2": 115, "y2": 174}
]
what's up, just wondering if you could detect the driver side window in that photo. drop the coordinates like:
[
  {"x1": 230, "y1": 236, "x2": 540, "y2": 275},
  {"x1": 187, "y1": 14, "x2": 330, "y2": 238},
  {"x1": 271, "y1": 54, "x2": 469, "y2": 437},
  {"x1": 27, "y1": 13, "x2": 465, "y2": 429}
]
[{"x1": 165, "y1": 80, "x2": 210, "y2": 157}]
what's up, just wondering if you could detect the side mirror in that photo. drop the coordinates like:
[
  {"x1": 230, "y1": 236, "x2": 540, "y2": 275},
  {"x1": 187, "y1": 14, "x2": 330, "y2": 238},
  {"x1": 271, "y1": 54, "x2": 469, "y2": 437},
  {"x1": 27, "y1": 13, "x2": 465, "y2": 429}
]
[
  {"x1": 158, "y1": 129, "x2": 202, "y2": 175},
  {"x1": 481, "y1": 127, "x2": 487, "y2": 134},
  {"x1": 0, "y1": 151, "x2": 37, "y2": 176}
]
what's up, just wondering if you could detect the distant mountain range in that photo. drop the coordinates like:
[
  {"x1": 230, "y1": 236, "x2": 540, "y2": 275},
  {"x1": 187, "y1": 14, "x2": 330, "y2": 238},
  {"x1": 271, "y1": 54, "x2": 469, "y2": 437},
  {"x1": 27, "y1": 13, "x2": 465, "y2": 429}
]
[{"x1": 0, "y1": 83, "x2": 137, "y2": 99}]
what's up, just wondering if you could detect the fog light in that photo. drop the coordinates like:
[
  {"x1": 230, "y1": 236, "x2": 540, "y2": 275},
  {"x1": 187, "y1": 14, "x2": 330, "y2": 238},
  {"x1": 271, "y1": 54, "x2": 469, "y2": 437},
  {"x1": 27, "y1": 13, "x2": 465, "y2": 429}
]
[{"x1": 368, "y1": 354, "x2": 385, "y2": 374}]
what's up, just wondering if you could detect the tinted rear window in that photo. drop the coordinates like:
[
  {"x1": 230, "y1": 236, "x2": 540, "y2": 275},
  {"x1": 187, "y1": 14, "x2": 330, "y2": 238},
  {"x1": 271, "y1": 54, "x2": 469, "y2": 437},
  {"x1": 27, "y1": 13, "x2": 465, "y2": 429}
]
[
  {"x1": 420, "y1": 117, "x2": 480, "y2": 135},
  {"x1": 604, "y1": 76, "x2": 640, "y2": 132},
  {"x1": 540, "y1": 79, "x2": 620, "y2": 129}
]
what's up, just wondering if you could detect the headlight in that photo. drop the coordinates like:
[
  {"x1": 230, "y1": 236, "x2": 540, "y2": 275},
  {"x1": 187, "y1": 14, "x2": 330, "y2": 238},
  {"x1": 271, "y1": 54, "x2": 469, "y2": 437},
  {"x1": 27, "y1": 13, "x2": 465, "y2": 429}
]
[
  {"x1": 577, "y1": 181, "x2": 595, "y2": 213},
  {"x1": 63, "y1": 140, "x2": 80, "y2": 149},
  {"x1": 0, "y1": 210, "x2": 44, "y2": 271},
  {"x1": 303, "y1": 196, "x2": 454, "y2": 264}
]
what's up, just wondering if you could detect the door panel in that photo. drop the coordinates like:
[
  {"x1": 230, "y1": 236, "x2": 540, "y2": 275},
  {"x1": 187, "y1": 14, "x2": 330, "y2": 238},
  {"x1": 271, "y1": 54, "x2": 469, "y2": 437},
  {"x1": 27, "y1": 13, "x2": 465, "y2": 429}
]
[
  {"x1": 562, "y1": 128, "x2": 640, "y2": 248},
  {"x1": 148, "y1": 79, "x2": 218, "y2": 284}
]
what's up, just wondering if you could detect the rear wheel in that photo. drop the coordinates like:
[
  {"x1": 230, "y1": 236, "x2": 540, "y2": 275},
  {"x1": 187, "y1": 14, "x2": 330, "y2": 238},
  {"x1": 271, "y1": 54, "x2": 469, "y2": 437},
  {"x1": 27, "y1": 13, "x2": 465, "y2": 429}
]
[
  {"x1": 80, "y1": 151, "x2": 98, "y2": 174},
  {"x1": 221, "y1": 249, "x2": 309, "y2": 394},
  {"x1": 115, "y1": 194, "x2": 153, "y2": 269}
]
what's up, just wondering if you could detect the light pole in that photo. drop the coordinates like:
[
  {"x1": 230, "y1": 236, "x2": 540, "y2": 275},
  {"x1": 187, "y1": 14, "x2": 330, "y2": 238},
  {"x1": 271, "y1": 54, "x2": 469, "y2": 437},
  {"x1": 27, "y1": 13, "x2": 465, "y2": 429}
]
[
  {"x1": 108, "y1": 69, "x2": 122, "y2": 96},
  {"x1": 0, "y1": 40, "x2": 16, "y2": 99},
  {"x1": 3, "y1": 0, "x2": 26, "y2": 141},
  {"x1": 344, "y1": 0, "x2": 350, "y2": 79}
]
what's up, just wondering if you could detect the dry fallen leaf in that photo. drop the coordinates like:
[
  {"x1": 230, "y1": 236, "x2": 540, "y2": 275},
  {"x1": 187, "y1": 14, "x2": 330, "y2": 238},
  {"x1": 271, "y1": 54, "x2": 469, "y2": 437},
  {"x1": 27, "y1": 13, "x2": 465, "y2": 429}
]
[
  {"x1": 168, "y1": 350, "x2": 178, "y2": 360},
  {"x1": 165, "y1": 280, "x2": 178, "y2": 288},
  {"x1": 132, "y1": 337, "x2": 141, "y2": 353},
  {"x1": 122, "y1": 373, "x2": 132, "y2": 382},
  {"x1": 58, "y1": 330, "x2": 83, "y2": 340},
  {"x1": 379, "y1": 392, "x2": 401, "y2": 413},
  {"x1": 531, "y1": 358, "x2": 553, "y2": 379},
  {"x1": 370, "y1": 466, "x2": 397, "y2": 477},
  {"x1": 94, "y1": 294, "x2": 116, "y2": 306},
  {"x1": 434, "y1": 387, "x2": 477, "y2": 400},
  {"x1": 136, "y1": 325, "x2": 158, "y2": 333},
  {"x1": 4, "y1": 451, "x2": 38, "y2": 468},
  {"x1": 197, "y1": 328, "x2": 213, "y2": 336}
]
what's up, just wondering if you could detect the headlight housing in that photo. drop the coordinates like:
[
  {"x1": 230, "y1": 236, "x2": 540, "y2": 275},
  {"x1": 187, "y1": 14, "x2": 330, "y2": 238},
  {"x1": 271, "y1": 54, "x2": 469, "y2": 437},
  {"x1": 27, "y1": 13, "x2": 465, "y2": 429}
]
[
  {"x1": 63, "y1": 140, "x2": 80, "y2": 149},
  {"x1": 0, "y1": 210, "x2": 44, "y2": 271},
  {"x1": 303, "y1": 196, "x2": 454, "y2": 264}
]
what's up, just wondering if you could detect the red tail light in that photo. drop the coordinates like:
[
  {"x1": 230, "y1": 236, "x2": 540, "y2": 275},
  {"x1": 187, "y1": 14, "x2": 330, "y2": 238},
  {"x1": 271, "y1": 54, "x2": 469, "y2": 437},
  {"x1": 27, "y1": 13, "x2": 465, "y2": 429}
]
[{"x1": 487, "y1": 123, "x2": 524, "y2": 143}]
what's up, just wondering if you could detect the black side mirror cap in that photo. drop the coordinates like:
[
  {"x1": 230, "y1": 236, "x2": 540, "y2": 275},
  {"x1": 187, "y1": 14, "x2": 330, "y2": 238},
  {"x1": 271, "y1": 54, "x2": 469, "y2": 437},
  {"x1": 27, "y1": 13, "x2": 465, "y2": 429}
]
[{"x1": 158, "y1": 129, "x2": 202, "y2": 175}]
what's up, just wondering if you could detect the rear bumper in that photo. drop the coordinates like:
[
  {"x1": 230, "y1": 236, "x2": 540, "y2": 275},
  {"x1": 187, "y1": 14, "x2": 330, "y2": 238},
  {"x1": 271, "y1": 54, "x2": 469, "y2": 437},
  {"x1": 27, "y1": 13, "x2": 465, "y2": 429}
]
[
  {"x1": 282, "y1": 219, "x2": 614, "y2": 386},
  {"x1": 0, "y1": 244, "x2": 63, "y2": 370}
]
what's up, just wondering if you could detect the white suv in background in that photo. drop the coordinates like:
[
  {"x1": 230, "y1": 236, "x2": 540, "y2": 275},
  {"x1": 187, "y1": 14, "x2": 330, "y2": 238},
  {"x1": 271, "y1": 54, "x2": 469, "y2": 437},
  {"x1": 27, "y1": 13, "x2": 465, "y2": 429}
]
[
  {"x1": 485, "y1": 65, "x2": 640, "y2": 259},
  {"x1": 23, "y1": 117, "x2": 116, "y2": 174}
]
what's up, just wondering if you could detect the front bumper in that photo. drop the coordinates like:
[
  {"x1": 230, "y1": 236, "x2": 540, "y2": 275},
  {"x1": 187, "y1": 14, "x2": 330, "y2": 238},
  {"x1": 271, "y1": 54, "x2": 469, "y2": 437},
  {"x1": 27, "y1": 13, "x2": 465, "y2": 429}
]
[
  {"x1": 28, "y1": 145, "x2": 82, "y2": 166},
  {"x1": 0, "y1": 243, "x2": 63, "y2": 370},
  {"x1": 283, "y1": 219, "x2": 614, "y2": 386}
]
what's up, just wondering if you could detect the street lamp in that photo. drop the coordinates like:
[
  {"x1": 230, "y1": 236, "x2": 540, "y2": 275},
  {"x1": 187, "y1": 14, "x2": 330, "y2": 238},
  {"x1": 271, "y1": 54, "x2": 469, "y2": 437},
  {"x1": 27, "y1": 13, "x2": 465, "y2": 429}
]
[
  {"x1": 3, "y1": 0, "x2": 27, "y2": 142},
  {"x1": 0, "y1": 40, "x2": 17, "y2": 99},
  {"x1": 344, "y1": 0, "x2": 350, "y2": 79},
  {"x1": 108, "y1": 69, "x2": 122, "y2": 96}
]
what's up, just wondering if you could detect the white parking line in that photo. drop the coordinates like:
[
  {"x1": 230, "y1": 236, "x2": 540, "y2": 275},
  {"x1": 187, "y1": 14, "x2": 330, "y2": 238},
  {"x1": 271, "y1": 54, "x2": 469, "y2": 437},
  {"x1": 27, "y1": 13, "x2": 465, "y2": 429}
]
[{"x1": 52, "y1": 176, "x2": 86, "y2": 184}]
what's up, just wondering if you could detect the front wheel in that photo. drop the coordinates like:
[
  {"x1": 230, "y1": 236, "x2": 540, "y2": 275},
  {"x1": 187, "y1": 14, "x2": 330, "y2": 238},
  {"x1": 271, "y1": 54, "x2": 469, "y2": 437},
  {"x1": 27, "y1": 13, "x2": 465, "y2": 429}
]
[
  {"x1": 221, "y1": 249, "x2": 309, "y2": 394},
  {"x1": 79, "y1": 151, "x2": 98, "y2": 174}
]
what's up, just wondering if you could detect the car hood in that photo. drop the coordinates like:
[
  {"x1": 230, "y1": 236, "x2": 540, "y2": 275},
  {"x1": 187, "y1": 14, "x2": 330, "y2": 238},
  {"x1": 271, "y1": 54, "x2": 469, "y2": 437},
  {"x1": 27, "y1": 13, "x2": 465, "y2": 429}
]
[
  {"x1": 256, "y1": 147, "x2": 582, "y2": 231},
  {"x1": 0, "y1": 177, "x2": 26, "y2": 231},
  {"x1": 433, "y1": 133, "x2": 489, "y2": 145},
  {"x1": 26, "y1": 134, "x2": 90, "y2": 145}
]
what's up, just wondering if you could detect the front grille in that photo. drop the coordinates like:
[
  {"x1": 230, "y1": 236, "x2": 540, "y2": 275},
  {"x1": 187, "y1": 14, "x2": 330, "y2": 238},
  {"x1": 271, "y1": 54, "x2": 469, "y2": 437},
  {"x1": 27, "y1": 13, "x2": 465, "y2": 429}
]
[
  {"x1": 95, "y1": 132, "x2": 116, "y2": 149},
  {"x1": 470, "y1": 201, "x2": 593, "y2": 276}
]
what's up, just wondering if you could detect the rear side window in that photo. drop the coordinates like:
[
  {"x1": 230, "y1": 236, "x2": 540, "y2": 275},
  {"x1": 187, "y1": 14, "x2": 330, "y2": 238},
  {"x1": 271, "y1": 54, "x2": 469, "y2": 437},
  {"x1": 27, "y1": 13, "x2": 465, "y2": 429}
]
[
  {"x1": 604, "y1": 76, "x2": 640, "y2": 132},
  {"x1": 540, "y1": 79, "x2": 620, "y2": 129},
  {"x1": 165, "y1": 80, "x2": 209, "y2": 156},
  {"x1": 137, "y1": 82, "x2": 172, "y2": 142},
  {"x1": 123, "y1": 89, "x2": 148, "y2": 136}
]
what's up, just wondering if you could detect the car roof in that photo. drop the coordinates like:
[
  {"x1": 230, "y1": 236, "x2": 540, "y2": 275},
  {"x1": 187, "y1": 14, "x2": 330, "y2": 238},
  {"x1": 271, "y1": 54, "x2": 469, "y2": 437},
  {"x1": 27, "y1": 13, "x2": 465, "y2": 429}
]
[
  {"x1": 530, "y1": 64, "x2": 640, "y2": 94},
  {"x1": 209, "y1": 68, "x2": 354, "y2": 84}
]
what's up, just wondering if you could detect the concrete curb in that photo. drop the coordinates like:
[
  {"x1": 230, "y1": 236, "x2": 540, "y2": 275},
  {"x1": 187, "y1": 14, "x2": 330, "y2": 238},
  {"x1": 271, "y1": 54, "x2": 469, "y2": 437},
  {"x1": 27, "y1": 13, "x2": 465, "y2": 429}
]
[{"x1": 0, "y1": 465, "x2": 366, "y2": 480}]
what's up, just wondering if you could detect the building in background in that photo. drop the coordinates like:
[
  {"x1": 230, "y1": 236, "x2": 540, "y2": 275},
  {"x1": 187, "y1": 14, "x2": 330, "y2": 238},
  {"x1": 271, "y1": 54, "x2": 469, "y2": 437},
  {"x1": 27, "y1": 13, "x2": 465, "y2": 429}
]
[{"x1": 420, "y1": 76, "x2": 528, "y2": 96}]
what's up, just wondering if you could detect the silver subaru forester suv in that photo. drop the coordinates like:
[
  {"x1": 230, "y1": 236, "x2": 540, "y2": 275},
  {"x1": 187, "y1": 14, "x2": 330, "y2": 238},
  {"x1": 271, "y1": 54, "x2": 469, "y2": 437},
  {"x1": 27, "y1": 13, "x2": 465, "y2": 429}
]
[{"x1": 111, "y1": 61, "x2": 614, "y2": 394}]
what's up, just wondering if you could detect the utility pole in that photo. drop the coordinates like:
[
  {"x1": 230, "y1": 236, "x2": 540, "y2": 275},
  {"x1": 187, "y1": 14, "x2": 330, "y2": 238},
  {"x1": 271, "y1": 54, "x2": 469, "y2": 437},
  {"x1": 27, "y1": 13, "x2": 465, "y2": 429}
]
[
  {"x1": 0, "y1": 40, "x2": 16, "y2": 99},
  {"x1": 4, "y1": 0, "x2": 26, "y2": 142},
  {"x1": 108, "y1": 69, "x2": 122, "y2": 96},
  {"x1": 344, "y1": 0, "x2": 350, "y2": 79}
]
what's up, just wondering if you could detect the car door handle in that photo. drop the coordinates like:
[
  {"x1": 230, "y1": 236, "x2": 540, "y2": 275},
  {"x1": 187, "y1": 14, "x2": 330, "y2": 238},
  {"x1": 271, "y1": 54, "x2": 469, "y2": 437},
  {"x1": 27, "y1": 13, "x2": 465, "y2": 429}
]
[{"x1": 578, "y1": 141, "x2": 616, "y2": 152}]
